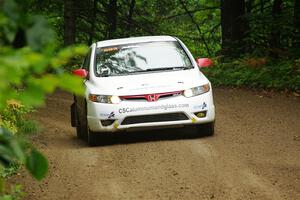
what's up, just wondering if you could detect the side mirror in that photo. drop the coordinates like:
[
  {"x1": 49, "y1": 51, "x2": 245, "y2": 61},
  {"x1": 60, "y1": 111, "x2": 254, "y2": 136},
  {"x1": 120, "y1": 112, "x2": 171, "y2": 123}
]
[
  {"x1": 196, "y1": 58, "x2": 213, "y2": 68},
  {"x1": 72, "y1": 69, "x2": 88, "y2": 78}
]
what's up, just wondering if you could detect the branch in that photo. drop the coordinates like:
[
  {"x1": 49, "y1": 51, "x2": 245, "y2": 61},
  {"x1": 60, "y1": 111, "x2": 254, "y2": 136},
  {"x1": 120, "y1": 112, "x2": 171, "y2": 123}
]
[
  {"x1": 178, "y1": 0, "x2": 211, "y2": 55},
  {"x1": 163, "y1": 6, "x2": 220, "y2": 20},
  {"x1": 118, "y1": 15, "x2": 156, "y2": 35}
]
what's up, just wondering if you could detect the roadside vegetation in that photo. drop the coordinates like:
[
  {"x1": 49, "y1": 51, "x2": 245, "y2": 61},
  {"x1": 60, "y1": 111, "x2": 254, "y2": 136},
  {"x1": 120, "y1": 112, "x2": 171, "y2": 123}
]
[
  {"x1": 0, "y1": 1, "x2": 87, "y2": 199},
  {"x1": 204, "y1": 57, "x2": 300, "y2": 91},
  {"x1": 0, "y1": 0, "x2": 299, "y2": 199}
]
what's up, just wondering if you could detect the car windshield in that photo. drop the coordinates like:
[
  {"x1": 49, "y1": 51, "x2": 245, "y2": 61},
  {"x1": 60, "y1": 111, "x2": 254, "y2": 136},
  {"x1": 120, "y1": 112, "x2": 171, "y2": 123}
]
[{"x1": 95, "y1": 41, "x2": 192, "y2": 77}]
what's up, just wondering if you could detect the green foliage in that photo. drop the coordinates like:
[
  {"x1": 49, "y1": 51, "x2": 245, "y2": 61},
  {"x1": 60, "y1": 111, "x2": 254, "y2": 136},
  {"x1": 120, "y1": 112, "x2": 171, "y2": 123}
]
[
  {"x1": 25, "y1": 149, "x2": 48, "y2": 181},
  {"x1": 0, "y1": 127, "x2": 46, "y2": 190},
  {"x1": 29, "y1": 0, "x2": 221, "y2": 57},
  {"x1": 1, "y1": 164, "x2": 20, "y2": 179},
  {"x1": 0, "y1": 45, "x2": 86, "y2": 109},
  {"x1": 0, "y1": 128, "x2": 26, "y2": 167},
  {"x1": 0, "y1": 185, "x2": 24, "y2": 200},
  {"x1": 244, "y1": 0, "x2": 300, "y2": 54},
  {"x1": 0, "y1": 0, "x2": 88, "y2": 198},
  {"x1": 0, "y1": 103, "x2": 37, "y2": 135},
  {"x1": 204, "y1": 57, "x2": 300, "y2": 91}
]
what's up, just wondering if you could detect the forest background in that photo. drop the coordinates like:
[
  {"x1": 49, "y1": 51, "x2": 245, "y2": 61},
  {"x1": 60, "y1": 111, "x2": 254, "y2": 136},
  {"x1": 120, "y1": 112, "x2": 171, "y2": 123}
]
[{"x1": 0, "y1": 0, "x2": 299, "y2": 199}]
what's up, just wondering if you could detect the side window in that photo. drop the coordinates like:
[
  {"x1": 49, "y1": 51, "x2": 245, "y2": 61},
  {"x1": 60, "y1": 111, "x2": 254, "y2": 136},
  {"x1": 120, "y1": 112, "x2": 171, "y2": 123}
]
[{"x1": 82, "y1": 49, "x2": 92, "y2": 71}]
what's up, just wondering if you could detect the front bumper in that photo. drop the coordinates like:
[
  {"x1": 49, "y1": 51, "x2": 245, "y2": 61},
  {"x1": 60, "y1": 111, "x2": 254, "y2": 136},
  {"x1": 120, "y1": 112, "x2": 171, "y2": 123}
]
[{"x1": 87, "y1": 92, "x2": 215, "y2": 132}]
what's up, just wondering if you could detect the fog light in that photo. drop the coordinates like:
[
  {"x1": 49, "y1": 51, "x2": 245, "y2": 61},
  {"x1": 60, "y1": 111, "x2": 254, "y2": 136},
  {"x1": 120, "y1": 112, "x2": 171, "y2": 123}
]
[
  {"x1": 195, "y1": 111, "x2": 207, "y2": 118},
  {"x1": 100, "y1": 119, "x2": 115, "y2": 126}
]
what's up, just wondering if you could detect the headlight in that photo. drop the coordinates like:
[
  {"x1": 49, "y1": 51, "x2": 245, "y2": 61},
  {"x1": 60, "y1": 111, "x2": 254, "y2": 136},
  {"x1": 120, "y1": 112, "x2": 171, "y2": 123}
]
[
  {"x1": 88, "y1": 94, "x2": 121, "y2": 104},
  {"x1": 183, "y1": 84, "x2": 210, "y2": 97}
]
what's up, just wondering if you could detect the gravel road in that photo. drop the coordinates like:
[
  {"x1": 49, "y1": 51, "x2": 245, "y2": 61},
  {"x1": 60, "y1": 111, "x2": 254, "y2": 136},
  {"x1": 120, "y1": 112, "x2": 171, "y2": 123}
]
[{"x1": 10, "y1": 88, "x2": 300, "y2": 200}]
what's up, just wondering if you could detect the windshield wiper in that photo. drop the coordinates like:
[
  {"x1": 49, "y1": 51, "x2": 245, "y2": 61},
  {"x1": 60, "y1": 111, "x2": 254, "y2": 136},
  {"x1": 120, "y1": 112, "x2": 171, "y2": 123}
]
[
  {"x1": 129, "y1": 66, "x2": 192, "y2": 73},
  {"x1": 148, "y1": 66, "x2": 193, "y2": 71}
]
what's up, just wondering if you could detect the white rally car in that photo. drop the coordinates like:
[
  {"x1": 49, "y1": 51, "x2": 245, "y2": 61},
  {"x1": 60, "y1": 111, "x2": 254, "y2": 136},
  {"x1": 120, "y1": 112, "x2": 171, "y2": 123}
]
[{"x1": 71, "y1": 36, "x2": 215, "y2": 145}]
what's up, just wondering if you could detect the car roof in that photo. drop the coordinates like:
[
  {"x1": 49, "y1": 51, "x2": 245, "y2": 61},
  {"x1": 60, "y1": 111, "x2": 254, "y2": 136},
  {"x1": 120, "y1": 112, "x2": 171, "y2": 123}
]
[{"x1": 96, "y1": 35, "x2": 177, "y2": 48}]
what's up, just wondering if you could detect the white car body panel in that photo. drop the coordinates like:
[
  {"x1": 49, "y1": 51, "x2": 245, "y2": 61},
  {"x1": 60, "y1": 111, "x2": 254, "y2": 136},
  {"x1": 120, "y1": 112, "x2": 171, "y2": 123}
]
[{"x1": 83, "y1": 36, "x2": 215, "y2": 132}]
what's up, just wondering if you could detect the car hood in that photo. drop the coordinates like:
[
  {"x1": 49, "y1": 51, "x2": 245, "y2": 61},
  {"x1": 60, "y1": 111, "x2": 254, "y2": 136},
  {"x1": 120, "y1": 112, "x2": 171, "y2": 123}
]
[{"x1": 87, "y1": 69, "x2": 209, "y2": 95}]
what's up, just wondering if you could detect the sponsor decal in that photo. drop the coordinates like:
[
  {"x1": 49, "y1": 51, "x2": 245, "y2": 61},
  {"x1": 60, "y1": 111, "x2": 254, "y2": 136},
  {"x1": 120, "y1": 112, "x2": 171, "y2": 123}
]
[
  {"x1": 193, "y1": 102, "x2": 207, "y2": 110},
  {"x1": 202, "y1": 102, "x2": 207, "y2": 109},
  {"x1": 102, "y1": 47, "x2": 118, "y2": 52},
  {"x1": 108, "y1": 111, "x2": 115, "y2": 119},
  {"x1": 100, "y1": 111, "x2": 115, "y2": 119},
  {"x1": 119, "y1": 103, "x2": 189, "y2": 114}
]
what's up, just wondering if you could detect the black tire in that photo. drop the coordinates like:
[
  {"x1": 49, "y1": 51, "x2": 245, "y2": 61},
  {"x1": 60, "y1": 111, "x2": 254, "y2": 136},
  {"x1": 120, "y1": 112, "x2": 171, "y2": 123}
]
[
  {"x1": 71, "y1": 103, "x2": 77, "y2": 127},
  {"x1": 75, "y1": 101, "x2": 88, "y2": 141},
  {"x1": 87, "y1": 129, "x2": 98, "y2": 146},
  {"x1": 72, "y1": 103, "x2": 84, "y2": 139},
  {"x1": 196, "y1": 122, "x2": 215, "y2": 136},
  {"x1": 81, "y1": 114, "x2": 88, "y2": 141},
  {"x1": 81, "y1": 104, "x2": 98, "y2": 146},
  {"x1": 72, "y1": 98, "x2": 85, "y2": 139},
  {"x1": 75, "y1": 113, "x2": 84, "y2": 139}
]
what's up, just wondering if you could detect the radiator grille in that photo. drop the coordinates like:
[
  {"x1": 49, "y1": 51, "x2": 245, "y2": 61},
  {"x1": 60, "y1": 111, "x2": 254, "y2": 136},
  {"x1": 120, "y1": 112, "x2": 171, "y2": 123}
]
[{"x1": 121, "y1": 113, "x2": 189, "y2": 125}]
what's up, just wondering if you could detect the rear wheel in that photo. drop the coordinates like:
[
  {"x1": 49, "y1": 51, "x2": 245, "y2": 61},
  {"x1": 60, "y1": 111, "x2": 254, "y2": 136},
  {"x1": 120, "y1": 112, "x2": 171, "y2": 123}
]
[{"x1": 196, "y1": 122, "x2": 215, "y2": 136}]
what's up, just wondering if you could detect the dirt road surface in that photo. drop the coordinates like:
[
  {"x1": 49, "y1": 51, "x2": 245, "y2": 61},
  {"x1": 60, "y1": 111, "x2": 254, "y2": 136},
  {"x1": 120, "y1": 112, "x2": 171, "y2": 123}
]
[{"x1": 10, "y1": 88, "x2": 300, "y2": 200}]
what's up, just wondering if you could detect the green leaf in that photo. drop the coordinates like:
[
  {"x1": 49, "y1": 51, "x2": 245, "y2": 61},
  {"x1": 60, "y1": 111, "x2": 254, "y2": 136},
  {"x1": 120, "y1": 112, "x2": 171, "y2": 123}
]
[
  {"x1": 0, "y1": 145, "x2": 15, "y2": 167},
  {"x1": 25, "y1": 149, "x2": 48, "y2": 180},
  {"x1": 0, "y1": 176, "x2": 4, "y2": 193},
  {"x1": 58, "y1": 74, "x2": 84, "y2": 95},
  {"x1": 30, "y1": 75, "x2": 59, "y2": 93},
  {"x1": 0, "y1": 195, "x2": 13, "y2": 200},
  {"x1": 18, "y1": 83, "x2": 45, "y2": 107},
  {"x1": 9, "y1": 140, "x2": 25, "y2": 163}
]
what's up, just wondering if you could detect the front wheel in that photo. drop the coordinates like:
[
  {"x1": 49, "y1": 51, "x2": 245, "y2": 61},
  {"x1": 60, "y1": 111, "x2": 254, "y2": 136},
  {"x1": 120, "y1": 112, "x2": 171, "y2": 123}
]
[
  {"x1": 72, "y1": 103, "x2": 84, "y2": 139},
  {"x1": 87, "y1": 129, "x2": 98, "y2": 146},
  {"x1": 83, "y1": 106, "x2": 97, "y2": 146},
  {"x1": 75, "y1": 115, "x2": 84, "y2": 139},
  {"x1": 196, "y1": 122, "x2": 215, "y2": 136}
]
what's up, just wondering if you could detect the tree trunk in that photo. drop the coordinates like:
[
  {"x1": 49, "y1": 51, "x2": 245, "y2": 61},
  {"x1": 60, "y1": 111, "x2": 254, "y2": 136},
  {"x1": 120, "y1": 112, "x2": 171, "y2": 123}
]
[
  {"x1": 127, "y1": 0, "x2": 135, "y2": 36},
  {"x1": 89, "y1": 0, "x2": 97, "y2": 44},
  {"x1": 270, "y1": 0, "x2": 283, "y2": 51},
  {"x1": 106, "y1": 0, "x2": 117, "y2": 39},
  {"x1": 221, "y1": 0, "x2": 247, "y2": 56},
  {"x1": 64, "y1": 0, "x2": 76, "y2": 46},
  {"x1": 246, "y1": 0, "x2": 253, "y2": 13},
  {"x1": 12, "y1": 28, "x2": 26, "y2": 49},
  {"x1": 294, "y1": 0, "x2": 300, "y2": 47},
  {"x1": 260, "y1": 0, "x2": 264, "y2": 14}
]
